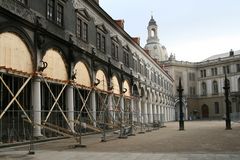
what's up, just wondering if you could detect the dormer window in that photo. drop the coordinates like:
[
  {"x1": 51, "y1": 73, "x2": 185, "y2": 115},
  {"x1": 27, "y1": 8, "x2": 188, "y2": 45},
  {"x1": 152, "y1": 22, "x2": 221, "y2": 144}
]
[
  {"x1": 123, "y1": 46, "x2": 130, "y2": 67},
  {"x1": 47, "y1": 0, "x2": 64, "y2": 27},
  {"x1": 111, "y1": 36, "x2": 120, "y2": 60},
  {"x1": 76, "y1": 9, "x2": 90, "y2": 42},
  {"x1": 96, "y1": 24, "x2": 108, "y2": 53}
]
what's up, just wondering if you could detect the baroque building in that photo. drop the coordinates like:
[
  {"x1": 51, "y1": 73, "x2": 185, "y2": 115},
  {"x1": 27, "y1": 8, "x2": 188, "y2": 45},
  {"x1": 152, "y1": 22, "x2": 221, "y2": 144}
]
[
  {"x1": 163, "y1": 50, "x2": 240, "y2": 120},
  {"x1": 144, "y1": 17, "x2": 240, "y2": 121},
  {"x1": 0, "y1": 0, "x2": 175, "y2": 144}
]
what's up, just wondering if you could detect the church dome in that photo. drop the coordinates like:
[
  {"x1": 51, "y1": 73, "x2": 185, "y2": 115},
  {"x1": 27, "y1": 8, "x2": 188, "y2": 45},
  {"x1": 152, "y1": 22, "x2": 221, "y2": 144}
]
[{"x1": 149, "y1": 16, "x2": 157, "y2": 26}]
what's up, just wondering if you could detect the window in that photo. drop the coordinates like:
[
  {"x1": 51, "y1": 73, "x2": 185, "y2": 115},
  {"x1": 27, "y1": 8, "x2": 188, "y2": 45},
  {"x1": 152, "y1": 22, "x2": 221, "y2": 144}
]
[
  {"x1": 96, "y1": 32, "x2": 105, "y2": 52},
  {"x1": 223, "y1": 65, "x2": 230, "y2": 74},
  {"x1": 47, "y1": 0, "x2": 54, "y2": 21},
  {"x1": 47, "y1": 0, "x2": 65, "y2": 27},
  {"x1": 238, "y1": 78, "x2": 240, "y2": 91},
  {"x1": 190, "y1": 86, "x2": 196, "y2": 96},
  {"x1": 123, "y1": 50, "x2": 129, "y2": 67},
  {"x1": 189, "y1": 72, "x2": 195, "y2": 81},
  {"x1": 96, "y1": 25, "x2": 107, "y2": 53},
  {"x1": 202, "y1": 82, "x2": 207, "y2": 96},
  {"x1": 236, "y1": 64, "x2": 240, "y2": 72},
  {"x1": 200, "y1": 69, "x2": 206, "y2": 78},
  {"x1": 133, "y1": 59, "x2": 137, "y2": 71},
  {"x1": 56, "y1": 3, "x2": 63, "y2": 26},
  {"x1": 140, "y1": 63, "x2": 144, "y2": 74},
  {"x1": 214, "y1": 102, "x2": 219, "y2": 114},
  {"x1": 212, "y1": 81, "x2": 218, "y2": 95},
  {"x1": 111, "y1": 36, "x2": 119, "y2": 60},
  {"x1": 146, "y1": 69, "x2": 149, "y2": 79},
  {"x1": 211, "y1": 68, "x2": 217, "y2": 76},
  {"x1": 76, "y1": 10, "x2": 89, "y2": 42},
  {"x1": 111, "y1": 42, "x2": 119, "y2": 60}
]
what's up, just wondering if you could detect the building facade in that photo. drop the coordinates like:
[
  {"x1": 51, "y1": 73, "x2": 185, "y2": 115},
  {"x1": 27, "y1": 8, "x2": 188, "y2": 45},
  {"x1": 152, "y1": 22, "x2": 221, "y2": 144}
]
[
  {"x1": 0, "y1": 0, "x2": 175, "y2": 144},
  {"x1": 163, "y1": 51, "x2": 240, "y2": 120}
]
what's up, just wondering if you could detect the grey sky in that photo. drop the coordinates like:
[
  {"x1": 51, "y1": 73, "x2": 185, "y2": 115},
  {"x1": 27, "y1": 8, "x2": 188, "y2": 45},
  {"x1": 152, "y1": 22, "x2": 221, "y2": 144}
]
[{"x1": 100, "y1": 0, "x2": 240, "y2": 62}]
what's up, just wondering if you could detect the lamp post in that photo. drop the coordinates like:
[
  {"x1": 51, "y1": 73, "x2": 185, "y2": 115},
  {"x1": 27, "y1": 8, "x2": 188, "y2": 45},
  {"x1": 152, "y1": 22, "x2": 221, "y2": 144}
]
[
  {"x1": 177, "y1": 77, "x2": 184, "y2": 130},
  {"x1": 223, "y1": 74, "x2": 232, "y2": 130}
]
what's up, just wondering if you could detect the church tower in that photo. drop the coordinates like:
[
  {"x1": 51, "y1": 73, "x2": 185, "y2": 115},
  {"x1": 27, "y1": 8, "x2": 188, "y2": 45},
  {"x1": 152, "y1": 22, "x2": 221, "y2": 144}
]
[{"x1": 145, "y1": 16, "x2": 168, "y2": 61}]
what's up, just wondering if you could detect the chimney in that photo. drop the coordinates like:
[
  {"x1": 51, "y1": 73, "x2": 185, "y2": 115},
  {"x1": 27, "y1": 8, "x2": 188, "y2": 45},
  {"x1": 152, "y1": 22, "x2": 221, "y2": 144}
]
[
  {"x1": 132, "y1": 37, "x2": 140, "y2": 45},
  {"x1": 115, "y1": 19, "x2": 125, "y2": 29}
]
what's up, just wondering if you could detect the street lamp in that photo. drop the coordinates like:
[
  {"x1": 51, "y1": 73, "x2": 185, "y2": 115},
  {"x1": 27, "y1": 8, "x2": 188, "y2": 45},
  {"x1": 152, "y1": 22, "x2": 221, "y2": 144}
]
[
  {"x1": 223, "y1": 74, "x2": 232, "y2": 130},
  {"x1": 177, "y1": 77, "x2": 184, "y2": 130}
]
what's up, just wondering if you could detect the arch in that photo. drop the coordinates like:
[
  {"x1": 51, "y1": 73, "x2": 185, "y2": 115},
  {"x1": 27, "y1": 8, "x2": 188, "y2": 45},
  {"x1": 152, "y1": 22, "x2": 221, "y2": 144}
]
[
  {"x1": 123, "y1": 80, "x2": 131, "y2": 97},
  {"x1": 111, "y1": 75, "x2": 120, "y2": 94},
  {"x1": 201, "y1": 104, "x2": 209, "y2": 118},
  {"x1": 96, "y1": 69, "x2": 108, "y2": 91},
  {"x1": 42, "y1": 48, "x2": 68, "y2": 81},
  {"x1": 74, "y1": 61, "x2": 91, "y2": 87},
  {"x1": 0, "y1": 32, "x2": 33, "y2": 73},
  {"x1": 132, "y1": 84, "x2": 139, "y2": 96},
  {"x1": 151, "y1": 28, "x2": 156, "y2": 37}
]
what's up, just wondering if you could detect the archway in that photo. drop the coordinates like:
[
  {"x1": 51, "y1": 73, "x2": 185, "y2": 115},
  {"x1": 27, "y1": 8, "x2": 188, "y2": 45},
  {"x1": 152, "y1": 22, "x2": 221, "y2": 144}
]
[
  {"x1": 112, "y1": 75, "x2": 120, "y2": 95},
  {"x1": 201, "y1": 104, "x2": 209, "y2": 119},
  {"x1": 42, "y1": 48, "x2": 68, "y2": 81},
  {"x1": 0, "y1": 32, "x2": 33, "y2": 73},
  {"x1": 74, "y1": 61, "x2": 91, "y2": 87},
  {"x1": 41, "y1": 48, "x2": 69, "y2": 138},
  {"x1": 95, "y1": 69, "x2": 108, "y2": 91},
  {"x1": 0, "y1": 32, "x2": 33, "y2": 143}
]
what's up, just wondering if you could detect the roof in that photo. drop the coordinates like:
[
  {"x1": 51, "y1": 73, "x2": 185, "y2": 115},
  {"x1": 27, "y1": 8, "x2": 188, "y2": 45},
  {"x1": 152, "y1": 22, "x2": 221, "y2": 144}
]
[
  {"x1": 203, "y1": 50, "x2": 240, "y2": 61},
  {"x1": 149, "y1": 16, "x2": 157, "y2": 26}
]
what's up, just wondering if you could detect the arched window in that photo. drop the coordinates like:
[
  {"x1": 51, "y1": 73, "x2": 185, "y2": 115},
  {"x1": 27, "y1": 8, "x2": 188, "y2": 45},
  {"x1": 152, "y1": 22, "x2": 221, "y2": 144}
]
[
  {"x1": 202, "y1": 82, "x2": 207, "y2": 96},
  {"x1": 212, "y1": 81, "x2": 218, "y2": 95},
  {"x1": 151, "y1": 28, "x2": 155, "y2": 37}
]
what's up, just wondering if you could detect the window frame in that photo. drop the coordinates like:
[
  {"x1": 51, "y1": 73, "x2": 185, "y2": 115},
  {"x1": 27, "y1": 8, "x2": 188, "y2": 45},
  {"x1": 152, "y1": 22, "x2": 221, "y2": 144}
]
[
  {"x1": 212, "y1": 80, "x2": 218, "y2": 95},
  {"x1": 96, "y1": 25, "x2": 107, "y2": 53},
  {"x1": 111, "y1": 38, "x2": 119, "y2": 60},
  {"x1": 76, "y1": 10, "x2": 90, "y2": 42},
  {"x1": 46, "y1": 0, "x2": 65, "y2": 27}
]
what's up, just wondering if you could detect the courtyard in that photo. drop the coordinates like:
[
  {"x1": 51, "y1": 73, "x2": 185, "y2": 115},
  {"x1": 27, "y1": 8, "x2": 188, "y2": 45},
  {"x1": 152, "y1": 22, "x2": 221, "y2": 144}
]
[{"x1": 0, "y1": 120, "x2": 240, "y2": 160}]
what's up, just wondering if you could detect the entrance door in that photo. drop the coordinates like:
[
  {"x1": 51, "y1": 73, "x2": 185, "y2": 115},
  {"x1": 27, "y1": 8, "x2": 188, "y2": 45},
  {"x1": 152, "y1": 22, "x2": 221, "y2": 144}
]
[{"x1": 201, "y1": 104, "x2": 209, "y2": 119}]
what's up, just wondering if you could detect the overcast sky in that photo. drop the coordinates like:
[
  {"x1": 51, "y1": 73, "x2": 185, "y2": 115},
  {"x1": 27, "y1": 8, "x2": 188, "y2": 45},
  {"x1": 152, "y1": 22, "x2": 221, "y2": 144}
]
[{"x1": 100, "y1": 0, "x2": 240, "y2": 62}]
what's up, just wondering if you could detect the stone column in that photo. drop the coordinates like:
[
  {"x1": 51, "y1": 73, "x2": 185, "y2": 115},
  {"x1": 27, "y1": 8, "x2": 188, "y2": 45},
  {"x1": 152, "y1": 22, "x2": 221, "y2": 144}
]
[
  {"x1": 32, "y1": 77, "x2": 42, "y2": 137},
  {"x1": 149, "y1": 102, "x2": 153, "y2": 123},
  {"x1": 66, "y1": 85, "x2": 74, "y2": 132},
  {"x1": 153, "y1": 104, "x2": 157, "y2": 122},
  {"x1": 144, "y1": 101, "x2": 148, "y2": 123},
  {"x1": 130, "y1": 98, "x2": 134, "y2": 122},
  {"x1": 108, "y1": 93, "x2": 113, "y2": 123},
  {"x1": 120, "y1": 95, "x2": 124, "y2": 122},
  {"x1": 91, "y1": 90, "x2": 97, "y2": 127},
  {"x1": 138, "y1": 98, "x2": 142, "y2": 123}
]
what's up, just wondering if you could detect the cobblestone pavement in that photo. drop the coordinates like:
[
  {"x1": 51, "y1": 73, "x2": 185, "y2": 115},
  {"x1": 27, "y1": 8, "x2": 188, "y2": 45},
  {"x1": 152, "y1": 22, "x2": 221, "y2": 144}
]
[{"x1": 1, "y1": 120, "x2": 240, "y2": 160}]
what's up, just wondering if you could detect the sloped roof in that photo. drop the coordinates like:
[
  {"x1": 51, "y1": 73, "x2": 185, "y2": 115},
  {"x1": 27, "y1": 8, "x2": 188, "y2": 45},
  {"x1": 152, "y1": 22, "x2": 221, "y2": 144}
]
[{"x1": 203, "y1": 50, "x2": 240, "y2": 61}]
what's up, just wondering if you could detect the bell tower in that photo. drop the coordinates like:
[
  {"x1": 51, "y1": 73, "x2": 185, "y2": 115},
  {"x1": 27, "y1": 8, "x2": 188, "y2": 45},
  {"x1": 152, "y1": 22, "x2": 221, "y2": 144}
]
[
  {"x1": 145, "y1": 16, "x2": 168, "y2": 61},
  {"x1": 147, "y1": 16, "x2": 159, "y2": 44}
]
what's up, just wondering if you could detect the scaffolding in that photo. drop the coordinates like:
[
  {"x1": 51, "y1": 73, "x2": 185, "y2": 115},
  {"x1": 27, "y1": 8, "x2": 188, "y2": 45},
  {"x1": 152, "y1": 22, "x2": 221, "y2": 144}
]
[{"x1": 0, "y1": 68, "x2": 165, "y2": 146}]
